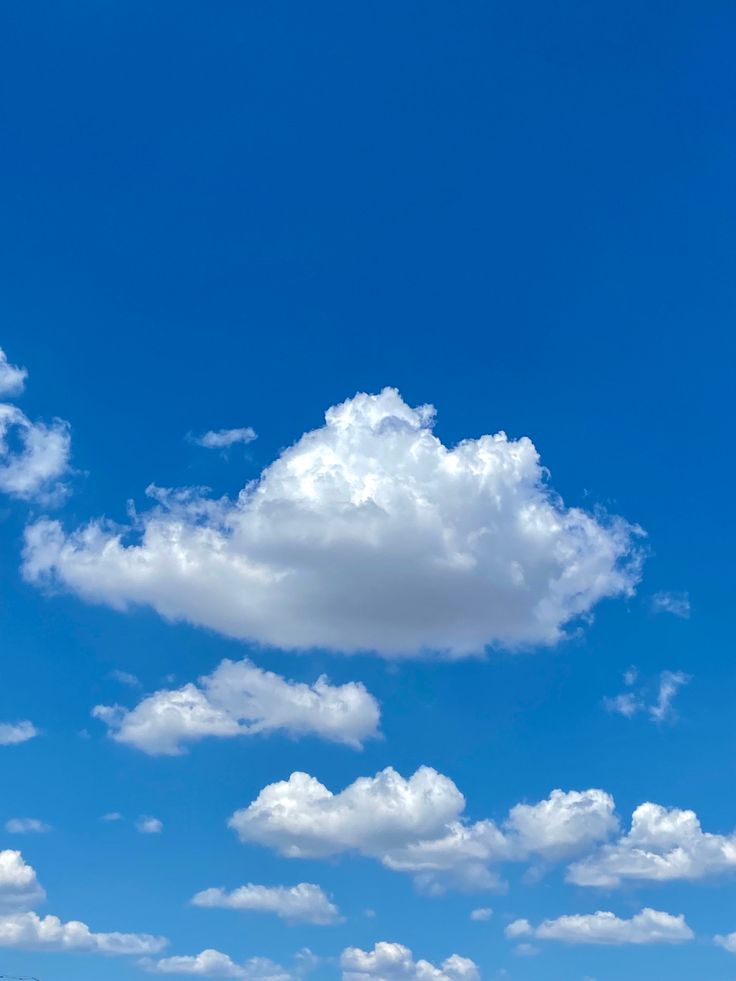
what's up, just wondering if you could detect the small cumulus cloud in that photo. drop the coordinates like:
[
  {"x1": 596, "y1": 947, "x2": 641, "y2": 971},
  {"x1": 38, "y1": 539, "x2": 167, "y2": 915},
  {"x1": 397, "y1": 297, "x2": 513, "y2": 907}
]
[
  {"x1": 0, "y1": 721, "x2": 38, "y2": 746},
  {"x1": 470, "y1": 907, "x2": 493, "y2": 921},
  {"x1": 93, "y1": 658, "x2": 380, "y2": 756},
  {"x1": 136, "y1": 816, "x2": 163, "y2": 835}
]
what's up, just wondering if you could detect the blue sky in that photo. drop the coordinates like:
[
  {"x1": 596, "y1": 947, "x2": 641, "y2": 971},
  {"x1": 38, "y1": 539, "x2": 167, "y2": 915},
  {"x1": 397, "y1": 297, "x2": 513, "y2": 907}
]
[{"x1": 0, "y1": 3, "x2": 735, "y2": 980}]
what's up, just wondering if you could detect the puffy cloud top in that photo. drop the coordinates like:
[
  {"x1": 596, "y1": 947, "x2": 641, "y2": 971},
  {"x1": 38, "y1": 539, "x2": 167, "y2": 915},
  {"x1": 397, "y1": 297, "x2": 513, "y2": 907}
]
[
  {"x1": 567, "y1": 802, "x2": 736, "y2": 887},
  {"x1": 23, "y1": 389, "x2": 641, "y2": 657},
  {"x1": 0, "y1": 850, "x2": 46, "y2": 911},
  {"x1": 229, "y1": 767, "x2": 616, "y2": 892},
  {"x1": 142, "y1": 949, "x2": 292, "y2": 979},
  {"x1": 341, "y1": 941, "x2": 479, "y2": 981}
]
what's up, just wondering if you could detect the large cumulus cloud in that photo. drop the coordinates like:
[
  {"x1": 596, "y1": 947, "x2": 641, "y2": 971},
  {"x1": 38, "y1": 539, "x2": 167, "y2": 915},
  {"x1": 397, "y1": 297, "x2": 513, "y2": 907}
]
[{"x1": 23, "y1": 389, "x2": 641, "y2": 656}]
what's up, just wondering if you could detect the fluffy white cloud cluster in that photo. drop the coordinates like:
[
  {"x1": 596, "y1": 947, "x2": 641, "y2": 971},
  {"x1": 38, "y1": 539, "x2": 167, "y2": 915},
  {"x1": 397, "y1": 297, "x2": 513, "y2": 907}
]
[
  {"x1": 228, "y1": 766, "x2": 616, "y2": 892},
  {"x1": 506, "y1": 908, "x2": 693, "y2": 945},
  {"x1": 142, "y1": 948, "x2": 291, "y2": 980},
  {"x1": 93, "y1": 658, "x2": 380, "y2": 755},
  {"x1": 0, "y1": 850, "x2": 46, "y2": 911},
  {"x1": 23, "y1": 388, "x2": 640, "y2": 657},
  {"x1": 0, "y1": 911, "x2": 167, "y2": 955},
  {"x1": 341, "y1": 942, "x2": 479, "y2": 981},
  {"x1": 0, "y1": 346, "x2": 71, "y2": 502},
  {"x1": 0, "y1": 720, "x2": 38, "y2": 746},
  {"x1": 567, "y1": 802, "x2": 736, "y2": 887},
  {"x1": 192, "y1": 882, "x2": 340, "y2": 925},
  {"x1": 192, "y1": 426, "x2": 257, "y2": 449},
  {"x1": 0, "y1": 850, "x2": 167, "y2": 957}
]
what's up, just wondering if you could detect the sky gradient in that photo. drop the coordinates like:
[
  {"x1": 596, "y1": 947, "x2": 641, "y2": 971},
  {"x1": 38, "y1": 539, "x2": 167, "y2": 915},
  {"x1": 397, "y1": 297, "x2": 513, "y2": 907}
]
[{"x1": 0, "y1": 4, "x2": 735, "y2": 981}]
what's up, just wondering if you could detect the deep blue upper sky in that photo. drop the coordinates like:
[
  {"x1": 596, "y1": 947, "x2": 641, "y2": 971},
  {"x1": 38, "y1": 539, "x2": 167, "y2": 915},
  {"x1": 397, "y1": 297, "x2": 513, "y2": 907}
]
[{"x1": 0, "y1": 3, "x2": 734, "y2": 980}]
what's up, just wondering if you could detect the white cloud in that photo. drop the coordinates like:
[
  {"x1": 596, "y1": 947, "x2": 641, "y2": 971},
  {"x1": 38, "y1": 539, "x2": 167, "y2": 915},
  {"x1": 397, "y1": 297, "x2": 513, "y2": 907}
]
[
  {"x1": 504, "y1": 789, "x2": 618, "y2": 862},
  {"x1": 23, "y1": 388, "x2": 641, "y2": 658},
  {"x1": 507, "y1": 908, "x2": 692, "y2": 945},
  {"x1": 469, "y1": 907, "x2": 492, "y2": 922},
  {"x1": 715, "y1": 932, "x2": 736, "y2": 953},
  {"x1": 340, "y1": 941, "x2": 479, "y2": 981},
  {"x1": 102, "y1": 811, "x2": 123, "y2": 822},
  {"x1": 5, "y1": 818, "x2": 51, "y2": 834},
  {"x1": 136, "y1": 816, "x2": 163, "y2": 834},
  {"x1": 192, "y1": 427, "x2": 258, "y2": 450},
  {"x1": 603, "y1": 692, "x2": 642, "y2": 718},
  {"x1": 229, "y1": 767, "x2": 616, "y2": 893},
  {"x1": 192, "y1": 883, "x2": 340, "y2": 925},
  {"x1": 649, "y1": 671, "x2": 690, "y2": 722},
  {"x1": 110, "y1": 669, "x2": 141, "y2": 688},
  {"x1": 567, "y1": 801, "x2": 736, "y2": 886},
  {"x1": 604, "y1": 670, "x2": 689, "y2": 723},
  {"x1": 0, "y1": 404, "x2": 71, "y2": 501},
  {"x1": 0, "y1": 851, "x2": 46, "y2": 911},
  {"x1": 0, "y1": 910, "x2": 167, "y2": 955},
  {"x1": 0, "y1": 721, "x2": 38, "y2": 746},
  {"x1": 651, "y1": 591, "x2": 690, "y2": 618},
  {"x1": 0, "y1": 348, "x2": 27, "y2": 397},
  {"x1": 505, "y1": 920, "x2": 531, "y2": 939},
  {"x1": 93, "y1": 658, "x2": 380, "y2": 756},
  {"x1": 511, "y1": 942, "x2": 538, "y2": 957},
  {"x1": 141, "y1": 948, "x2": 291, "y2": 980}
]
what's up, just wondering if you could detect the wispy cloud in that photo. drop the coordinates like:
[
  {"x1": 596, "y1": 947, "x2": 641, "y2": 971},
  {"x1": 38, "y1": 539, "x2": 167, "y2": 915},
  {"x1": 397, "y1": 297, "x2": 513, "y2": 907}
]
[
  {"x1": 650, "y1": 591, "x2": 691, "y2": 618},
  {"x1": 190, "y1": 426, "x2": 257, "y2": 449},
  {"x1": 110, "y1": 669, "x2": 141, "y2": 688},
  {"x1": 5, "y1": 818, "x2": 51, "y2": 835},
  {"x1": 604, "y1": 669, "x2": 690, "y2": 724}
]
